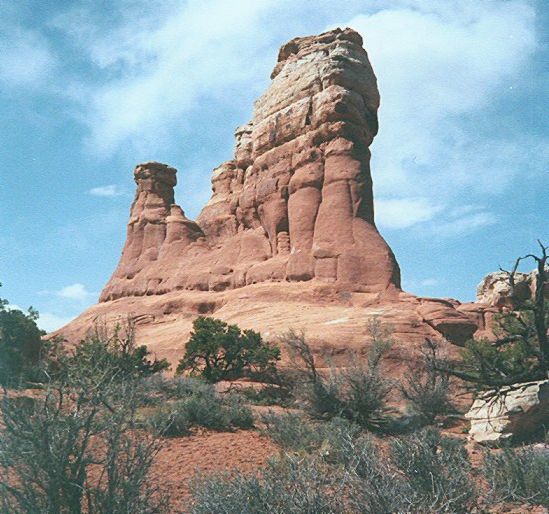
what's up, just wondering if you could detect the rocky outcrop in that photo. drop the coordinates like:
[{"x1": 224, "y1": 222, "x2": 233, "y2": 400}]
[
  {"x1": 465, "y1": 380, "x2": 549, "y2": 445},
  {"x1": 57, "y1": 28, "x2": 487, "y2": 364},
  {"x1": 476, "y1": 268, "x2": 549, "y2": 308},
  {"x1": 100, "y1": 28, "x2": 400, "y2": 302},
  {"x1": 476, "y1": 271, "x2": 532, "y2": 308}
]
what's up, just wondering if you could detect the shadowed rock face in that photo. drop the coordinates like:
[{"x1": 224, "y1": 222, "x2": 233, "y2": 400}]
[
  {"x1": 60, "y1": 28, "x2": 487, "y2": 364},
  {"x1": 101, "y1": 28, "x2": 400, "y2": 303}
]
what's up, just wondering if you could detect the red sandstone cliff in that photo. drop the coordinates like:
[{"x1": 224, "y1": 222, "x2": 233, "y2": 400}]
[{"x1": 57, "y1": 29, "x2": 490, "y2": 365}]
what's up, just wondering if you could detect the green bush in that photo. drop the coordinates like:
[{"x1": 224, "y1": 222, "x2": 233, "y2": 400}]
[
  {"x1": 176, "y1": 317, "x2": 280, "y2": 382},
  {"x1": 52, "y1": 321, "x2": 169, "y2": 383},
  {"x1": 0, "y1": 285, "x2": 45, "y2": 386},
  {"x1": 390, "y1": 428, "x2": 476, "y2": 513},
  {"x1": 147, "y1": 379, "x2": 254, "y2": 436},
  {"x1": 281, "y1": 321, "x2": 395, "y2": 430},
  {"x1": 401, "y1": 339, "x2": 454, "y2": 424},
  {"x1": 483, "y1": 446, "x2": 549, "y2": 506}
]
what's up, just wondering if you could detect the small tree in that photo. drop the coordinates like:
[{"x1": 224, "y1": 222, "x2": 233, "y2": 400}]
[
  {"x1": 176, "y1": 317, "x2": 280, "y2": 382},
  {"x1": 443, "y1": 241, "x2": 548, "y2": 388},
  {"x1": 0, "y1": 283, "x2": 45, "y2": 386}
]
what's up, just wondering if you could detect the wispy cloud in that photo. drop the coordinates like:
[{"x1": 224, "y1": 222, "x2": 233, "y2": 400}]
[
  {"x1": 429, "y1": 211, "x2": 497, "y2": 237},
  {"x1": 88, "y1": 185, "x2": 126, "y2": 197},
  {"x1": 40, "y1": 283, "x2": 96, "y2": 302},
  {"x1": 376, "y1": 197, "x2": 442, "y2": 229},
  {"x1": 0, "y1": 23, "x2": 56, "y2": 89},
  {"x1": 345, "y1": 0, "x2": 542, "y2": 232},
  {"x1": 51, "y1": 0, "x2": 280, "y2": 156}
]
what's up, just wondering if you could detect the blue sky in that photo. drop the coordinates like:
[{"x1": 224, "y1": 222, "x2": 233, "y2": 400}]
[{"x1": 0, "y1": 0, "x2": 547, "y2": 332}]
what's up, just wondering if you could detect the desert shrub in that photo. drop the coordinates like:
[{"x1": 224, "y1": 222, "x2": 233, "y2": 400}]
[
  {"x1": 282, "y1": 320, "x2": 395, "y2": 430},
  {"x1": 342, "y1": 435, "x2": 409, "y2": 514},
  {"x1": 261, "y1": 412, "x2": 361, "y2": 456},
  {"x1": 189, "y1": 425, "x2": 478, "y2": 514},
  {"x1": 0, "y1": 285, "x2": 45, "y2": 386},
  {"x1": 0, "y1": 348, "x2": 168, "y2": 514},
  {"x1": 189, "y1": 455, "x2": 345, "y2": 514},
  {"x1": 52, "y1": 320, "x2": 169, "y2": 383},
  {"x1": 401, "y1": 339, "x2": 454, "y2": 423},
  {"x1": 139, "y1": 374, "x2": 206, "y2": 406},
  {"x1": 147, "y1": 379, "x2": 253, "y2": 436},
  {"x1": 240, "y1": 383, "x2": 294, "y2": 407},
  {"x1": 176, "y1": 317, "x2": 280, "y2": 382},
  {"x1": 260, "y1": 411, "x2": 406, "y2": 512},
  {"x1": 483, "y1": 446, "x2": 549, "y2": 506},
  {"x1": 390, "y1": 428, "x2": 476, "y2": 513}
]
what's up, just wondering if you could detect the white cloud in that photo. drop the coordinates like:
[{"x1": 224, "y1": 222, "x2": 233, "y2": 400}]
[
  {"x1": 39, "y1": 283, "x2": 96, "y2": 302},
  {"x1": 430, "y1": 211, "x2": 497, "y2": 237},
  {"x1": 37, "y1": 312, "x2": 75, "y2": 333},
  {"x1": 0, "y1": 26, "x2": 56, "y2": 88},
  {"x1": 57, "y1": 283, "x2": 94, "y2": 301},
  {"x1": 403, "y1": 277, "x2": 439, "y2": 291},
  {"x1": 89, "y1": 185, "x2": 126, "y2": 197},
  {"x1": 344, "y1": 0, "x2": 540, "y2": 229},
  {"x1": 52, "y1": 0, "x2": 281, "y2": 156},
  {"x1": 376, "y1": 197, "x2": 442, "y2": 229}
]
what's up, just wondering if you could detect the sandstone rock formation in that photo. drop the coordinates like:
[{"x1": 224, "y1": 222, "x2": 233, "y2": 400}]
[
  {"x1": 57, "y1": 28, "x2": 488, "y2": 364},
  {"x1": 477, "y1": 269, "x2": 548, "y2": 308},
  {"x1": 101, "y1": 29, "x2": 400, "y2": 301},
  {"x1": 465, "y1": 380, "x2": 549, "y2": 445}
]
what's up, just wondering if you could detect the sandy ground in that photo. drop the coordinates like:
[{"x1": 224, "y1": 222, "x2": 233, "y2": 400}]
[{"x1": 153, "y1": 428, "x2": 278, "y2": 512}]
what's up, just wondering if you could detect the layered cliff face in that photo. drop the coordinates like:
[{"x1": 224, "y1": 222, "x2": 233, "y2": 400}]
[
  {"x1": 59, "y1": 28, "x2": 488, "y2": 365},
  {"x1": 100, "y1": 28, "x2": 400, "y2": 302}
]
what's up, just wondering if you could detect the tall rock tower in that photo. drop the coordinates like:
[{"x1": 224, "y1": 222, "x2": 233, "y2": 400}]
[{"x1": 101, "y1": 28, "x2": 401, "y2": 302}]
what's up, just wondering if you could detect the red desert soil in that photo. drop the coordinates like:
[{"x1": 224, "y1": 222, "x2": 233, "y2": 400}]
[{"x1": 153, "y1": 428, "x2": 278, "y2": 511}]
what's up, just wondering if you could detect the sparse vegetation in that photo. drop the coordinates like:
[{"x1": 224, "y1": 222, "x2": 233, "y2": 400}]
[
  {"x1": 189, "y1": 456, "x2": 343, "y2": 514},
  {"x1": 483, "y1": 445, "x2": 549, "y2": 506},
  {"x1": 0, "y1": 341, "x2": 168, "y2": 514},
  {"x1": 189, "y1": 424, "x2": 477, "y2": 514},
  {"x1": 400, "y1": 338, "x2": 455, "y2": 423},
  {"x1": 391, "y1": 428, "x2": 475, "y2": 513},
  {"x1": 281, "y1": 320, "x2": 395, "y2": 430},
  {"x1": 176, "y1": 317, "x2": 280, "y2": 382},
  {"x1": 261, "y1": 412, "x2": 361, "y2": 456},
  {"x1": 146, "y1": 377, "x2": 254, "y2": 436},
  {"x1": 2, "y1": 280, "x2": 545, "y2": 514}
]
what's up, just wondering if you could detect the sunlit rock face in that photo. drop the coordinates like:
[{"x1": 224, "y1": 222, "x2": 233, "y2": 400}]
[
  {"x1": 100, "y1": 28, "x2": 401, "y2": 302},
  {"x1": 61, "y1": 29, "x2": 486, "y2": 364}
]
